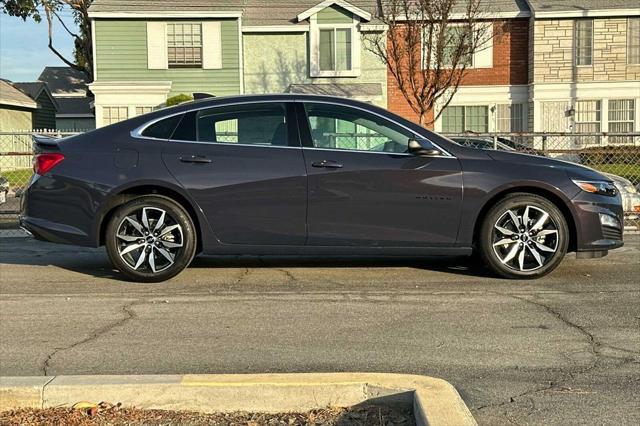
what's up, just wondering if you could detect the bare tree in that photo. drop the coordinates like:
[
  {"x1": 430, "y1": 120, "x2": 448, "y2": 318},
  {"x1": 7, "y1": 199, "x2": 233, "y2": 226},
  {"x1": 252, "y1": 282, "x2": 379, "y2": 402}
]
[
  {"x1": 1, "y1": 0, "x2": 93, "y2": 80},
  {"x1": 367, "y1": 0, "x2": 494, "y2": 126}
]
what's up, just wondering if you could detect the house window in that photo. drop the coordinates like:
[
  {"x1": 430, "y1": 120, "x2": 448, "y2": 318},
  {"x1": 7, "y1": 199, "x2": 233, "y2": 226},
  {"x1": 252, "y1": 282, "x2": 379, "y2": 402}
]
[
  {"x1": 442, "y1": 25, "x2": 473, "y2": 67},
  {"x1": 575, "y1": 100, "x2": 600, "y2": 133},
  {"x1": 496, "y1": 104, "x2": 526, "y2": 133},
  {"x1": 135, "y1": 106, "x2": 158, "y2": 116},
  {"x1": 628, "y1": 18, "x2": 640, "y2": 65},
  {"x1": 608, "y1": 99, "x2": 635, "y2": 144},
  {"x1": 442, "y1": 106, "x2": 488, "y2": 133},
  {"x1": 103, "y1": 106, "x2": 129, "y2": 126},
  {"x1": 319, "y1": 27, "x2": 353, "y2": 71},
  {"x1": 167, "y1": 23, "x2": 202, "y2": 68},
  {"x1": 575, "y1": 20, "x2": 593, "y2": 66}
]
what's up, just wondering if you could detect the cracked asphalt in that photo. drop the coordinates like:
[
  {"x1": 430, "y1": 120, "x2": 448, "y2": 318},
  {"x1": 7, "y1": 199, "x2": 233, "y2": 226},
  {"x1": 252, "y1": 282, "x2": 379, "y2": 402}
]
[{"x1": 1, "y1": 236, "x2": 639, "y2": 425}]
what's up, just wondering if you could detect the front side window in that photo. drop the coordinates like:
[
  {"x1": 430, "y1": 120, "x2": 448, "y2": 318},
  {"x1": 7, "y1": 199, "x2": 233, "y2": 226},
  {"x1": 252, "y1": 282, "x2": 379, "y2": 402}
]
[
  {"x1": 441, "y1": 106, "x2": 488, "y2": 133},
  {"x1": 171, "y1": 103, "x2": 290, "y2": 146},
  {"x1": 103, "y1": 106, "x2": 129, "y2": 125},
  {"x1": 575, "y1": 20, "x2": 593, "y2": 66},
  {"x1": 319, "y1": 28, "x2": 353, "y2": 71},
  {"x1": 628, "y1": 18, "x2": 640, "y2": 65},
  {"x1": 304, "y1": 103, "x2": 415, "y2": 153},
  {"x1": 167, "y1": 23, "x2": 202, "y2": 68},
  {"x1": 608, "y1": 99, "x2": 635, "y2": 144}
]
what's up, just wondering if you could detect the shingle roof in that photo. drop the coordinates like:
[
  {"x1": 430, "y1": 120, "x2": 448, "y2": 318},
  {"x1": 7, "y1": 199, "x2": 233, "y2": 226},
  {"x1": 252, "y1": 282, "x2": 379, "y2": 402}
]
[
  {"x1": 38, "y1": 67, "x2": 89, "y2": 96},
  {"x1": 244, "y1": 1, "x2": 380, "y2": 26},
  {"x1": 89, "y1": 0, "x2": 245, "y2": 13},
  {"x1": 526, "y1": 0, "x2": 637, "y2": 13},
  {"x1": 55, "y1": 97, "x2": 94, "y2": 116},
  {"x1": 0, "y1": 80, "x2": 37, "y2": 109},
  {"x1": 13, "y1": 82, "x2": 47, "y2": 100}
]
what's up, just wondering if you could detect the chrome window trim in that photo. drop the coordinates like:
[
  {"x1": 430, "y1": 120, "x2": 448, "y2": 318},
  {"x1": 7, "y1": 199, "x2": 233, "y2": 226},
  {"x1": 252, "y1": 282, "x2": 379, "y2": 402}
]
[
  {"x1": 130, "y1": 97, "x2": 454, "y2": 158},
  {"x1": 302, "y1": 146, "x2": 453, "y2": 158}
]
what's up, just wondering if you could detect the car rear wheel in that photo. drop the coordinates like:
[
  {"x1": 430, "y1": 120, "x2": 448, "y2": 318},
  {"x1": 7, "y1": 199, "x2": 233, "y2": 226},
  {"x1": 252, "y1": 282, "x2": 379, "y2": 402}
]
[
  {"x1": 479, "y1": 193, "x2": 569, "y2": 279},
  {"x1": 105, "y1": 196, "x2": 196, "y2": 282}
]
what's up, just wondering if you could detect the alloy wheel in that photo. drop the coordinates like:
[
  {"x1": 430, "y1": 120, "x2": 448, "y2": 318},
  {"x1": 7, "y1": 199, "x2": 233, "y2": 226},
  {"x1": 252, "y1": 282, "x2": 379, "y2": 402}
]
[
  {"x1": 492, "y1": 205, "x2": 559, "y2": 272},
  {"x1": 115, "y1": 207, "x2": 184, "y2": 273}
]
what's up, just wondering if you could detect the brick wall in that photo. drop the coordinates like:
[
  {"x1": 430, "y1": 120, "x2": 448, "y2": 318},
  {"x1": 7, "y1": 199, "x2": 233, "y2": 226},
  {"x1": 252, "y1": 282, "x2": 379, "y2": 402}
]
[{"x1": 387, "y1": 19, "x2": 529, "y2": 127}]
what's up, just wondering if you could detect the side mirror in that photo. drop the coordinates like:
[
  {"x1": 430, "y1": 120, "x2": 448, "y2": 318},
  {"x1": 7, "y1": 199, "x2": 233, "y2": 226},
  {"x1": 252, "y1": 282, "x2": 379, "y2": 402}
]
[{"x1": 408, "y1": 138, "x2": 442, "y2": 157}]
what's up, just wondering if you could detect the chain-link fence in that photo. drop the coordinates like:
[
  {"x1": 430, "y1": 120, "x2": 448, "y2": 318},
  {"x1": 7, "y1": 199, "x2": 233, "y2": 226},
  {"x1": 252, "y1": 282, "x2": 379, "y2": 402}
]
[
  {"x1": 0, "y1": 131, "x2": 81, "y2": 234},
  {"x1": 444, "y1": 132, "x2": 640, "y2": 233},
  {"x1": 1, "y1": 131, "x2": 638, "y2": 235}
]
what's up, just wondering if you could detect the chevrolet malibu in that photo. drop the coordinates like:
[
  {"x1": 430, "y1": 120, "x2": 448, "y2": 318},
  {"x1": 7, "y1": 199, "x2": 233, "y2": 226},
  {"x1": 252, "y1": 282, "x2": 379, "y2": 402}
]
[{"x1": 21, "y1": 95, "x2": 623, "y2": 282}]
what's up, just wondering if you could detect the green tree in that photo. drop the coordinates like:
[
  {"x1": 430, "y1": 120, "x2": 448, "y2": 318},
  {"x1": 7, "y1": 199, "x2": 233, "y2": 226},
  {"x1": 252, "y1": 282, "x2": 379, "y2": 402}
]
[{"x1": 1, "y1": 0, "x2": 93, "y2": 80}]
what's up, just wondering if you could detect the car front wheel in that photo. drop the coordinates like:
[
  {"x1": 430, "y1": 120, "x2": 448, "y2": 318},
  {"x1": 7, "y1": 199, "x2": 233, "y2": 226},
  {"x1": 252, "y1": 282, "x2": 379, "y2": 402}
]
[
  {"x1": 105, "y1": 195, "x2": 197, "y2": 282},
  {"x1": 479, "y1": 193, "x2": 569, "y2": 279}
]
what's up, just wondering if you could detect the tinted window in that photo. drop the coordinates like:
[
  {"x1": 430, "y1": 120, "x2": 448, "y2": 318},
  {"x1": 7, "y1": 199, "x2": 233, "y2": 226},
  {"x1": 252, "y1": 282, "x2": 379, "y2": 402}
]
[
  {"x1": 174, "y1": 103, "x2": 291, "y2": 146},
  {"x1": 141, "y1": 114, "x2": 183, "y2": 139},
  {"x1": 304, "y1": 103, "x2": 415, "y2": 153}
]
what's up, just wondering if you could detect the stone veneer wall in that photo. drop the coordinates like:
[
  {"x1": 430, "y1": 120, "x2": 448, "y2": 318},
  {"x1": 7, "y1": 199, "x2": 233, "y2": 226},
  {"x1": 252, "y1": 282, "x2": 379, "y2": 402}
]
[{"x1": 532, "y1": 18, "x2": 640, "y2": 83}]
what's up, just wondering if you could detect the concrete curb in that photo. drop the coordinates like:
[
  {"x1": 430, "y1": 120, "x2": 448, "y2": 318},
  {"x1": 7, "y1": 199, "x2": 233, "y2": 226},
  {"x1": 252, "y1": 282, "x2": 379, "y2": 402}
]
[{"x1": 0, "y1": 373, "x2": 476, "y2": 425}]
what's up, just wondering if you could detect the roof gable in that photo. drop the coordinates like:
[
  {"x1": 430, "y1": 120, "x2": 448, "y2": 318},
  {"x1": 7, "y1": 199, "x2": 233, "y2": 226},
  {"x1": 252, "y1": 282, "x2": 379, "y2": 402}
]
[
  {"x1": 0, "y1": 80, "x2": 38, "y2": 109},
  {"x1": 297, "y1": 0, "x2": 372, "y2": 22}
]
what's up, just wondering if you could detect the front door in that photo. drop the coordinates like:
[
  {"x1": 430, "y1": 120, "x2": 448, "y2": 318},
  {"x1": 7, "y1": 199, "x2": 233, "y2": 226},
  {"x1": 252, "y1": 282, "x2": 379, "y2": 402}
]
[
  {"x1": 162, "y1": 102, "x2": 307, "y2": 245},
  {"x1": 298, "y1": 102, "x2": 463, "y2": 247}
]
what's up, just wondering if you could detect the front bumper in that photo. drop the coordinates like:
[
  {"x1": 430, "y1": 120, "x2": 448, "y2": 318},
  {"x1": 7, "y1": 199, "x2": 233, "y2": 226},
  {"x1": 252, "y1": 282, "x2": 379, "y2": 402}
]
[{"x1": 571, "y1": 191, "x2": 624, "y2": 255}]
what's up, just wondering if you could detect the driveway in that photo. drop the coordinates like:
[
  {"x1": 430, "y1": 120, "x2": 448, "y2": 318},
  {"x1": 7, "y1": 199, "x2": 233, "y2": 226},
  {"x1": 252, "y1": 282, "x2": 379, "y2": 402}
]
[{"x1": 0, "y1": 236, "x2": 638, "y2": 425}]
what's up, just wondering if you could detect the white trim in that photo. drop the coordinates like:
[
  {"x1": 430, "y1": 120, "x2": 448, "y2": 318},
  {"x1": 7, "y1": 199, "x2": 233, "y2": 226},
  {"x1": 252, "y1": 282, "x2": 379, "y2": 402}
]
[
  {"x1": 297, "y1": 0, "x2": 372, "y2": 22},
  {"x1": 394, "y1": 11, "x2": 530, "y2": 21},
  {"x1": 529, "y1": 81, "x2": 640, "y2": 101},
  {"x1": 88, "y1": 11, "x2": 243, "y2": 19},
  {"x1": 238, "y1": 17, "x2": 244, "y2": 94},
  {"x1": 310, "y1": 18, "x2": 361, "y2": 77},
  {"x1": 91, "y1": 18, "x2": 97, "y2": 81},
  {"x1": 360, "y1": 24, "x2": 387, "y2": 32},
  {"x1": 532, "y1": 9, "x2": 640, "y2": 18},
  {"x1": 0, "y1": 100, "x2": 37, "y2": 109},
  {"x1": 89, "y1": 81, "x2": 173, "y2": 95},
  {"x1": 242, "y1": 25, "x2": 310, "y2": 33}
]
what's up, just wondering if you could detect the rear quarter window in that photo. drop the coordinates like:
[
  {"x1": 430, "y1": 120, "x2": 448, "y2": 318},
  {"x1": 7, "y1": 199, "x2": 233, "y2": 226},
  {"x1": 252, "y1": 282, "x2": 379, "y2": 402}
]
[{"x1": 141, "y1": 114, "x2": 183, "y2": 139}]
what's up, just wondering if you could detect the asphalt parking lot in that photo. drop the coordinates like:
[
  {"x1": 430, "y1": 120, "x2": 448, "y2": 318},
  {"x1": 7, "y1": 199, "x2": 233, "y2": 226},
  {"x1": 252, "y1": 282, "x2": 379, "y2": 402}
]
[{"x1": 1, "y1": 236, "x2": 638, "y2": 425}]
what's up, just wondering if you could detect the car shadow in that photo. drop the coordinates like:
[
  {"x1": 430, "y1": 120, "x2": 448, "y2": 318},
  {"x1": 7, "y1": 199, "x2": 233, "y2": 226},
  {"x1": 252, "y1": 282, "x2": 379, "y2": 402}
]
[{"x1": 0, "y1": 238, "x2": 494, "y2": 281}]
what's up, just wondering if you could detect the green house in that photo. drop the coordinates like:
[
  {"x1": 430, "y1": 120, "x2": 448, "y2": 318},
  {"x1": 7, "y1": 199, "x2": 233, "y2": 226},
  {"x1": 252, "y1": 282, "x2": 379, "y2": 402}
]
[{"x1": 88, "y1": 0, "x2": 385, "y2": 128}]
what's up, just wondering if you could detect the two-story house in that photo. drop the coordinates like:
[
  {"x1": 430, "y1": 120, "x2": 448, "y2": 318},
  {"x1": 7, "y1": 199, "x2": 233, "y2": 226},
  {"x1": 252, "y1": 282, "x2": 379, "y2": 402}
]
[
  {"x1": 88, "y1": 0, "x2": 386, "y2": 128},
  {"x1": 526, "y1": 0, "x2": 640, "y2": 139},
  {"x1": 386, "y1": 0, "x2": 531, "y2": 133}
]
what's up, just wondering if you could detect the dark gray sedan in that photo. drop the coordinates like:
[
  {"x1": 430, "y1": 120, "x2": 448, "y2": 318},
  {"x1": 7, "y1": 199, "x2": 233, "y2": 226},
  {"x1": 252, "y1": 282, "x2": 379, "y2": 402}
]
[{"x1": 21, "y1": 95, "x2": 623, "y2": 282}]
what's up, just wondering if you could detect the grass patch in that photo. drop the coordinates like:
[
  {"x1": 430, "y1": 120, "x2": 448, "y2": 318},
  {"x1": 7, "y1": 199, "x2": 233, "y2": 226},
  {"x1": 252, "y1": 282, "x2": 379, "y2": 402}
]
[
  {"x1": 0, "y1": 168, "x2": 33, "y2": 189},
  {"x1": 588, "y1": 163, "x2": 640, "y2": 184}
]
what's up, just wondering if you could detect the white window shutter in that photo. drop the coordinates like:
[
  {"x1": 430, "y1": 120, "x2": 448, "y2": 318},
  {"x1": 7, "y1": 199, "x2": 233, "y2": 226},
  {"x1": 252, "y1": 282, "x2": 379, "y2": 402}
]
[
  {"x1": 202, "y1": 21, "x2": 222, "y2": 70},
  {"x1": 147, "y1": 22, "x2": 168, "y2": 69},
  {"x1": 473, "y1": 23, "x2": 493, "y2": 68},
  {"x1": 351, "y1": 28, "x2": 361, "y2": 75}
]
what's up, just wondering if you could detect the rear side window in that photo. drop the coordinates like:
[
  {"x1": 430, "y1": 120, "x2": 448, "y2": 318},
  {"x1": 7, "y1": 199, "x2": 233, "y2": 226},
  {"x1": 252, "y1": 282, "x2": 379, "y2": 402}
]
[
  {"x1": 170, "y1": 103, "x2": 294, "y2": 147},
  {"x1": 141, "y1": 114, "x2": 183, "y2": 139}
]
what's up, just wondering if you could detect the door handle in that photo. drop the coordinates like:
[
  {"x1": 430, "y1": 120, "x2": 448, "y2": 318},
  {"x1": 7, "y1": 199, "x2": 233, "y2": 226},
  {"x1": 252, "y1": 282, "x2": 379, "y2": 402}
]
[
  {"x1": 180, "y1": 155, "x2": 212, "y2": 164},
  {"x1": 312, "y1": 160, "x2": 343, "y2": 169}
]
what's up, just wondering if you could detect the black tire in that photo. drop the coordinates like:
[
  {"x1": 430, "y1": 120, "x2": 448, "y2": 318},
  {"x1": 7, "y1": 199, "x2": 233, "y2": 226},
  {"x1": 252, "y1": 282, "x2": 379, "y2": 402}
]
[
  {"x1": 105, "y1": 195, "x2": 197, "y2": 282},
  {"x1": 479, "y1": 193, "x2": 569, "y2": 279}
]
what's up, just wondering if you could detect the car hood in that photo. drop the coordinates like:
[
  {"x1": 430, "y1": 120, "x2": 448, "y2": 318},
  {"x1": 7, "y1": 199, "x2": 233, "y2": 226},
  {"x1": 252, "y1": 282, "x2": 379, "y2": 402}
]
[{"x1": 485, "y1": 150, "x2": 610, "y2": 181}]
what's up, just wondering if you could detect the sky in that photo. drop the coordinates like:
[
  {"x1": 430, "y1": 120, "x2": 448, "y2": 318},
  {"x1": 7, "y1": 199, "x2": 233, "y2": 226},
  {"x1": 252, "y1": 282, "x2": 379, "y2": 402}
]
[{"x1": 0, "y1": 10, "x2": 77, "y2": 82}]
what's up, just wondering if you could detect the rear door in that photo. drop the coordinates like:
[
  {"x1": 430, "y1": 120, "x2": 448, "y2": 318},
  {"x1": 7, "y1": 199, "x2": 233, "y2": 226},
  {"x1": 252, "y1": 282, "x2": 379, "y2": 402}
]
[
  {"x1": 161, "y1": 102, "x2": 307, "y2": 245},
  {"x1": 297, "y1": 101, "x2": 463, "y2": 247}
]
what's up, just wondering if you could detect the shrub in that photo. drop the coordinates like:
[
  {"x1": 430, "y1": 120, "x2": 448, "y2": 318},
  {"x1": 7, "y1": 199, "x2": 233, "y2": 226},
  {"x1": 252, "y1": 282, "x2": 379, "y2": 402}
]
[
  {"x1": 579, "y1": 145, "x2": 640, "y2": 165},
  {"x1": 166, "y1": 94, "x2": 194, "y2": 107}
]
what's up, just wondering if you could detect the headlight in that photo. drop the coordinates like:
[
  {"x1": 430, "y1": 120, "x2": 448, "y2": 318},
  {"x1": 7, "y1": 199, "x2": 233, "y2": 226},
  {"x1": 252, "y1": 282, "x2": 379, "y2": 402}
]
[{"x1": 572, "y1": 180, "x2": 618, "y2": 197}]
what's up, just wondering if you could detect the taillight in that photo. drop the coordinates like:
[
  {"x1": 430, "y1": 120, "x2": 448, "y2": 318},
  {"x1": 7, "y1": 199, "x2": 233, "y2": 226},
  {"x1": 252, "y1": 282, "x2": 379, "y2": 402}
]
[{"x1": 33, "y1": 153, "x2": 65, "y2": 175}]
